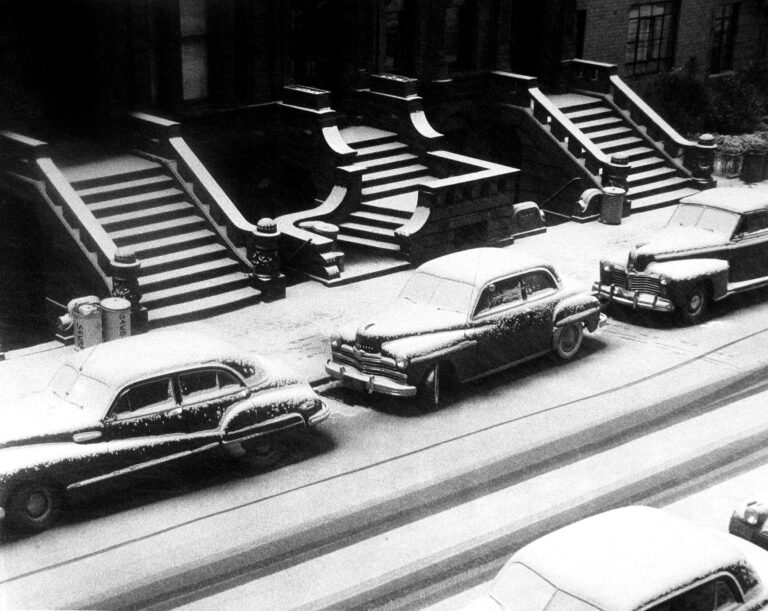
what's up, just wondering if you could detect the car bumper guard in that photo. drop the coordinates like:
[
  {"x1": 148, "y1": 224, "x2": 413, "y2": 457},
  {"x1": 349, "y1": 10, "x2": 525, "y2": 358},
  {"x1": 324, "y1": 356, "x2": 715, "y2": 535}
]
[
  {"x1": 325, "y1": 360, "x2": 417, "y2": 397},
  {"x1": 593, "y1": 282, "x2": 675, "y2": 313}
]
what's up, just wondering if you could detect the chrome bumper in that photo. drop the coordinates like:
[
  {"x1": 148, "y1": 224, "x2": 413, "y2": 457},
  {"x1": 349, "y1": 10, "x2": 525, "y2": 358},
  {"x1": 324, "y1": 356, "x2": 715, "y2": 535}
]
[
  {"x1": 593, "y1": 282, "x2": 675, "y2": 313},
  {"x1": 308, "y1": 401, "x2": 331, "y2": 426},
  {"x1": 325, "y1": 360, "x2": 417, "y2": 397}
]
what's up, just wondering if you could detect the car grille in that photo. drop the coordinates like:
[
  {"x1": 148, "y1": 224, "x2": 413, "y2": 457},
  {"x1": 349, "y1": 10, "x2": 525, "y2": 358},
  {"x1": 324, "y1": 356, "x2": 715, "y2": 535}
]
[
  {"x1": 333, "y1": 346, "x2": 408, "y2": 382},
  {"x1": 609, "y1": 269, "x2": 627, "y2": 287},
  {"x1": 608, "y1": 269, "x2": 661, "y2": 295}
]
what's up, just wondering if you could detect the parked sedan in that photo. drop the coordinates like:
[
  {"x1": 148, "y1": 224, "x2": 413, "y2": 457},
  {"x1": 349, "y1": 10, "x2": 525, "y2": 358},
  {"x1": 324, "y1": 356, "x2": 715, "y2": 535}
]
[
  {"x1": 729, "y1": 500, "x2": 768, "y2": 550},
  {"x1": 326, "y1": 247, "x2": 603, "y2": 408},
  {"x1": 594, "y1": 188, "x2": 768, "y2": 324},
  {"x1": 0, "y1": 330, "x2": 328, "y2": 533},
  {"x1": 465, "y1": 506, "x2": 768, "y2": 611}
]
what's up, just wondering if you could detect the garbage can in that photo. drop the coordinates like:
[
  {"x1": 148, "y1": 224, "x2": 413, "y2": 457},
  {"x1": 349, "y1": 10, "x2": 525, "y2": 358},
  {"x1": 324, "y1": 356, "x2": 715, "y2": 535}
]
[
  {"x1": 599, "y1": 186, "x2": 626, "y2": 225},
  {"x1": 73, "y1": 303, "x2": 103, "y2": 351},
  {"x1": 101, "y1": 297, "x2": 131, "y2": 342}
]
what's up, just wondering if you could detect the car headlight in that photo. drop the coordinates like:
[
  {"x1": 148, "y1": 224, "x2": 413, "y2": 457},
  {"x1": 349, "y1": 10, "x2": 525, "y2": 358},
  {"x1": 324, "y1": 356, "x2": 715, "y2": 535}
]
[
  {"x1": 330, "y1": 333, "x2": 342, "y2": 348},
  {"x1": 659, "y1": 276, "x2": 669, "y2": 286},
  {"x1": 745, "y1": 502, "x2": 766, "y2": 526},
  {"x1": 602, "y1": 262, "x2": 612, "y2": 273},
  {"x1": 395, "y1": 356, "x2": 410, "y2": 370}
]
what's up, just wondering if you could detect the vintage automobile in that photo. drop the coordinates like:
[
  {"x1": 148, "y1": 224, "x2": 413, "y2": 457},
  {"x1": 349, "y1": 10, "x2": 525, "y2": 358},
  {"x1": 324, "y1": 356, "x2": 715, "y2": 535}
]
[
  {"x1": 326, "y1": 247, "x2": 603, "y2": 408},
  {"x1": 729, "y1": 499, "x2": 768, "y2": 551},
  {"x1": 0, "y1": 330, "x2": 328, "y2": 533},
  {"x1": 594, "y1": 187, "x2": 768, "y2": 324},
  {"x1": 464, "y1": 506, "x2": 768, "y2": 611}
]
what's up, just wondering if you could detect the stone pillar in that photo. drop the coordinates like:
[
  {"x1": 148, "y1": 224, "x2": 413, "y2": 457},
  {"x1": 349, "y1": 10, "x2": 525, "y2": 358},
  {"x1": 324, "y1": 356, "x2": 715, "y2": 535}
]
[
  {"x1": 691, "y1": 133, "x2": 717, "y2": 187},
  {"x1": 111, "y1": 248, "x2": 147, "y2": 332},
  {"x1": 249, "y1": 218, "x2": 286, "y2": 302}
]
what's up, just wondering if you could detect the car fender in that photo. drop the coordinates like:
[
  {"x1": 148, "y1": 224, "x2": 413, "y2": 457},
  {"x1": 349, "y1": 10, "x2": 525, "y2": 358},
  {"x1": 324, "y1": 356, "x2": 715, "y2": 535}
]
[
  {"x1": 646, "y1": 258, "x2": 729, "y2": 300},
  {"x1": 219, "y1": 385, "x2": 317, "y2": 445},
  {"x1": 553, "y1": 293, "x2": 602, "y2": 331},
  {"x1": 382, "y1": 331, "x2": 477, "y2": 381}
]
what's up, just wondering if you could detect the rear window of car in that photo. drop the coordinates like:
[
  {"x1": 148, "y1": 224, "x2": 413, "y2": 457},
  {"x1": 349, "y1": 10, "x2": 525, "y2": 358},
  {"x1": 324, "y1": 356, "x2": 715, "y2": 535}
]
[
  {"x1": 490, "y1": 563, "x2": 600, "y2": 611},
  {"x1": 221, "y1": 358, "x2": 265, "y2": 385}
]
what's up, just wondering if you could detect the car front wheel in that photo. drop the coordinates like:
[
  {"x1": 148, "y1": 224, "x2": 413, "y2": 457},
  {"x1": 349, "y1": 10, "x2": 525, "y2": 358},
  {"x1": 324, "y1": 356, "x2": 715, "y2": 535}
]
[
  {"x1": 6, "y1": 480, "x2": 63, "y2": 533},
  {"x1": 241, "y1": 437, "x2": 286, "y2": 469},
  {"x1": 554, "y1": 323, "x2": 584, "y2": 360},
  {"x1": 678, "y1": 284, "x2": 708, "y2": 325}
]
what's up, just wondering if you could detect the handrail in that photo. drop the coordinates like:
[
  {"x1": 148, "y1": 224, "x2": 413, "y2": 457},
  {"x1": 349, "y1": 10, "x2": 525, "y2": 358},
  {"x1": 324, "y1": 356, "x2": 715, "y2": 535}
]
[{"x1": 541, "y1": 177, "x2": 582, "y2": 208}]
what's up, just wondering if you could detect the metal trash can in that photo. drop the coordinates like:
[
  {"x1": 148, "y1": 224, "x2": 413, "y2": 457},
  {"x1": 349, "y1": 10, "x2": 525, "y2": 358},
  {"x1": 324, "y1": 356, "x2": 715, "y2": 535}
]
[
  {"x1": 599, "y1": 186, "x2": 626, "y2": 225},
  {"x1": 101, "y1": 297, "x2": 131, "y2": 342},
  {"x1": 73, "y1": 304, "x2": 103, "y2": 351}
]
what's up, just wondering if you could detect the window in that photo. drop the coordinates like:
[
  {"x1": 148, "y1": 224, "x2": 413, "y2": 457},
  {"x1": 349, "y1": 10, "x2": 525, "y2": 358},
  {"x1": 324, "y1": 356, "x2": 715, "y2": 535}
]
[
  {"x1": 179, "y1": 369, "x2": 244, "y2": 403},
  {"x1": 383, "y1": 0, "x2": 411, "y2": 73},
  {"x1": 737, "y1": 211, "x2": 768, "y2": 236},
  {"x1": 475, "y1": 277, "x2": 523, "y2": 317},
  {"x1": 179, "y1": 0, "x2": 209, "y2": 101},
  {"x1": 648, "y1": 577, "x2": 740, "y2": 610},
  {"x1": 626, "y1": 2, "x2": 677, "y2": 75},
  {"x1": 710, "y1": 3, "x2": 740, "y2": 74},
  {"x1": 114, "y1": 378, "x2": 175, "y2": 416},
  {"x1": 444, "y1": 0, "x2": 474, "y2": 71},
  {"x1": 523, "y1": 271, "x2": 558, "y2": 300}
]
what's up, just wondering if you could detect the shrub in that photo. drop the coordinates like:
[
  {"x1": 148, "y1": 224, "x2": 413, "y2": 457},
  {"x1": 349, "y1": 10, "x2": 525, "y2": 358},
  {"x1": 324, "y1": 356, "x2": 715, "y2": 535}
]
[
  {"x1": 644, "y1": 71, "x2": 710, "y2": 134},
  {"x1": 705, "y1": 73, "x2": 764, "y2": 134}
]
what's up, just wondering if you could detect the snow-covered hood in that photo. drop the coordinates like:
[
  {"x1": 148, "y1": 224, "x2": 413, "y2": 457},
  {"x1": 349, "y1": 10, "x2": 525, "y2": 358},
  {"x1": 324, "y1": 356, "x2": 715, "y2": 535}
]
[
  {"x1": 630, "y1": 227, "x2": 725, "y2": 265},
  {"x1": 0, "y1": 391, "x2": 100, "y2": 449},
  {"x1": 353, "y1": 302, "x2": 467, "y2": 352}
]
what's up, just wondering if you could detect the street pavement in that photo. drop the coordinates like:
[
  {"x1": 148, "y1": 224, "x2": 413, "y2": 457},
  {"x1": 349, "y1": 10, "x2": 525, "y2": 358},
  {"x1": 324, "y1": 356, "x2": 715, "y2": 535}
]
[{"x1": 0, "y1": 174, "x2": 759, "y2": 395}]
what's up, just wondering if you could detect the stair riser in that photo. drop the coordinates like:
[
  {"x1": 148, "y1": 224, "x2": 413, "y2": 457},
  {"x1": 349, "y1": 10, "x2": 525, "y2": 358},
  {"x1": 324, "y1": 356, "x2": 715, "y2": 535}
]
[
  {"x1": 624, "y1": 149, "x2": 656, "y2": 163},
  {"x1": 628, "y1": 170, "x2": 677, "y2": 188},
  {"x1": 359, "y1": 156, "x2": 419, "y2": 173},
  {"x1": 131, "y1": 233, "x2": 214, "y2": 259},
  {"x1": 629, "y1": 181, "x2": 689, "y2": 200},
  {"x1": 69, "y1": 168, "x2": 165, "y2": 192},
  {"x1": 363, "y1": 169, "x2": 429, "y2": 189},
  {"x1": 339, "y1": 225, "x2": 397, "y2": 243},
  {"x1": 79, "y1": 179, "x2": 176, "y2": 204},
  {"x1": 562, "y1": 100, "x2": 605, "y2": 113},
  {"x1": 149, "y1": 294, "x2": 261, "y2": 328},
  {"x1": 90, "y1": 192, "x2": 186, "y2": 218},
  {"x1": 140, "y1": 261, "x2": 240, "y2": 293},
  {"x1": 579, "y1": 120, "x2": 624, "y2": 135},
  {"x1": 629, "y1": 159, "x2": 667, "y2": 173},
  {"x1": 101, "y1": 206, "x2": 192, "y2": 233},
  {"x1": 362, "y1": 183, "x2": 424, "y2": 202},
  {"x1": 355, "y1": 145, "x2": 410, "y2": 164},
  {"x1": 337, "y1": 235, "x2": 400, "y2": 254},
  {"x1": 143, "y1": 276, "x2": 251, "y2": 309},
  {"x1": 601, "y1": 140, "x2": 643, "y2": 154},
  {"x1": 360, "y1": 204, "x2": 413, "y2": 221},
  {"x1": 113, "y1": 219, "x2": 205, "y2": 247},
  {"x1": 141, "y1": 248, "x2": 228, "y2": 275},
  {"x1": 591, "y1": 130, "x2": 634, "y2": 145},
  {"x1": 353, "y1": 135, "x2": 399, "y2": 149},
  {"x1": 349, "y1": 215, "x2": 404, "y2": 230},
  {"x1": 568, "y1": 111, "x2": 614, "y2": 125}
]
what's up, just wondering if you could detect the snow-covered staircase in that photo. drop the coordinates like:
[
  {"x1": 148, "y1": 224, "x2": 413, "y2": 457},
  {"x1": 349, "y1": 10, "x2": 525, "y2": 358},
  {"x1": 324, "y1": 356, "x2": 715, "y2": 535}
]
[
  {"x1": 67, "y1": 157, "x2": 260, "y2": 326},
  {"x1": 337, "y1": 126, "x2": 437, "y2": 254},
  {"x1": 554, "y1": 94, "x2": 701, "y2": 211}
]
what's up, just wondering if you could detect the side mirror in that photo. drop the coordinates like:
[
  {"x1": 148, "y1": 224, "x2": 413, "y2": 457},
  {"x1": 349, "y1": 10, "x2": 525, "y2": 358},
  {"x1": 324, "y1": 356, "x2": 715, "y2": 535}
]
[{"x1": 73, "y1": 429, "x2": 103, "y2": 444}]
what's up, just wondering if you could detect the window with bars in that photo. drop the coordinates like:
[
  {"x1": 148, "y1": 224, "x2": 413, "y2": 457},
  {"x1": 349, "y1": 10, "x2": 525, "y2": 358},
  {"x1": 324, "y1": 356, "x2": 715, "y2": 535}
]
[
  {"x1": 710, "y1": 2, "x2": 740, "y2": 73},
  {"x1": 625, "y1": 1, "x2": 677, "y2": 75},
  {"x1": 179, "y1": 0, "x2": 208, "y2": 101}
]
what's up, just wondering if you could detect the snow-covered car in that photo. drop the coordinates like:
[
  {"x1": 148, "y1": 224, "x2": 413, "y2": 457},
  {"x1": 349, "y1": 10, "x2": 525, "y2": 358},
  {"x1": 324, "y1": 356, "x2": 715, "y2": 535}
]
[
  {"x1": 465, "y1": 506, "x2": 768, "y2": 611},
  {"x1": 0, "y1": 330, "x2": 328, "y2": 533},
  {"x1": 729, "y1": 500, "x2": 768, "y2": 551},
  {"x1": 326, "y1": 247, "x2": 603, "y2": 408},
  {"x1": 594, "y1": 187, "x2": 768, "y2": 324}
]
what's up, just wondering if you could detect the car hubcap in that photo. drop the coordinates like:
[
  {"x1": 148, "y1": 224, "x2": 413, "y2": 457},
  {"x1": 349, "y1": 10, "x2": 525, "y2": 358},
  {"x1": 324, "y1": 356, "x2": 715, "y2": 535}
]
[
  {"x1": 561, "y1": 326, "x2": 578, "y2": 352},
  {"x1": 689, "y1": 293, "x2": 702, "y2": 313},
  {"x1": 25, "y1": 490, "x2": 50, "y2": 519}
]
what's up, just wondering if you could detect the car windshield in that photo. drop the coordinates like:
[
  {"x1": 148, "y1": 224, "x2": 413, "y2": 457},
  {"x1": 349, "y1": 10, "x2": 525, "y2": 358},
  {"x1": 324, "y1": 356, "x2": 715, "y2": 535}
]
[
  {"x1": 667, "y1": 204, "x2": 740, "y2": 236},
  {"x1": 48, "y1": 365, "x2": 113, "y2": 417},
  {"x1": 490, "y1": 563, "x2": 601, "y2": 611},
  {"x1": 397, "y1": 271, "x2": 474, "y2": 315}
]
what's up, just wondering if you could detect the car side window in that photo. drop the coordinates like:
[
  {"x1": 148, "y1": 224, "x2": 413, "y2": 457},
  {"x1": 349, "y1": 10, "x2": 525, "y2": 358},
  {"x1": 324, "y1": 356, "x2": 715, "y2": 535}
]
[
  {"x1": 523, "y1": 271, "x2": 557, "y2": 299},
  {"x1": 113, "y1": 378, "x2": 175, "y2": 417},
  {"x1": 474, "y1": 277, "x2": 523, "y2": 317},
  {"x1": 179, "y1": 370, "x2": 219, "y2": 403},
  {"x1": 647, "y1": 577, "x2": 740, "y2": 611},
  {"x1": 217, "y1": 370, "x2": 243, "y2": 392},
  {"x1": 737, "y1": 211, "x2": 768, "y2": 237}
]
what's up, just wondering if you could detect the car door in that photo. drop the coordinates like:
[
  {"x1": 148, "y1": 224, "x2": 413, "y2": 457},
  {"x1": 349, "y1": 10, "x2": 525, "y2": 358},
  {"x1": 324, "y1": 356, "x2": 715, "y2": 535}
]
[
  {"x1": 728, "y1": 211, "x2": 768, "y2": 285},
  {"x1": 519, "y1": 270, "x2": 561, "y2": 354},
  {"x1": 178, "y1": 367, "x2": 249, "y2": 434}
]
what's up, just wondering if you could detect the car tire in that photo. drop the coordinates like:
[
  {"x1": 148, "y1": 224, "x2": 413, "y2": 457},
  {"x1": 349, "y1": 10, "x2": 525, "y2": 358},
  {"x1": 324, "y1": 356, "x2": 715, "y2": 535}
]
[
  {"x1": 6, "y1": 480, "x2": 63, "y2": 533},
  {"x1": 419, "y1": 363, "x2": 443, "y2": 410},
  {"x1": 678, "y1": 284, "x2": 708, "y2": 325},
  {"x1": 241, "y1": 437, "x2": 286, "y2": 469},
  {"x1": 554, "y1": 323, "x2": 583, "y2": 360}
]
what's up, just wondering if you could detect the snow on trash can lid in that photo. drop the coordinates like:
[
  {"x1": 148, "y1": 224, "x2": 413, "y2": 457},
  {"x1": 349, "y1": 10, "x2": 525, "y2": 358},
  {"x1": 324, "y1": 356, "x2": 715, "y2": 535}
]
[{"x1": 100, "y1": 297, "x2": 131, "y2": 312}]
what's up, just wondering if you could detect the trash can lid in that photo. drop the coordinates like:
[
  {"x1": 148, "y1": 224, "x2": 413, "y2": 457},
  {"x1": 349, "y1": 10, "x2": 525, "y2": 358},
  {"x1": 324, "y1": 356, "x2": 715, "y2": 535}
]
[
  {"x1": 603, "y1": 186, "x2": 627, "y2": 196},
  {"x1": 100, "y1": 297, "x2": 131, "y2": 311}
]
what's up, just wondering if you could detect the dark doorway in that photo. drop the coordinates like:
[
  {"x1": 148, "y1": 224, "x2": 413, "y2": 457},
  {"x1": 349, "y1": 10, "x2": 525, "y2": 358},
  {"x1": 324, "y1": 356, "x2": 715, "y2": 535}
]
[
  {"x1": 287, "y1": 0, "x2": 345, "y2": 93},
  {"x1": 508, "y1": 0, "x2": 540, "y2": 76}
]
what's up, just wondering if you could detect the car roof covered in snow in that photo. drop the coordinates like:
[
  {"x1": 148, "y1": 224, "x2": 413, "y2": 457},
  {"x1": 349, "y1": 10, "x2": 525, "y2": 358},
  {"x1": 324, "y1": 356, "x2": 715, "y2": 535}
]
[
  {"x1": 505, "y1": 506, "x2": 756, "y2": 611},
  {"x1": 66, "y1": 330, "x2": 252, "y2": 388},
  {"x1": 416, "y1": 247, "x2": 558, "y2": 287},
  {"x1": 681, "y1": 187, "x2": 768, "y2": 214}
]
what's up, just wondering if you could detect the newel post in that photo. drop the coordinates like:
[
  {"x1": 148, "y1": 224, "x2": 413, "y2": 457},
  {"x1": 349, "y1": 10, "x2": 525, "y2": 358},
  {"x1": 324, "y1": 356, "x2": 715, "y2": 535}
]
[
  {"x1": 249, "y1": 218, "x2": 286, "y2": 302},
  {"x1": 111, "y1": 248, "x2": 147, "y2": 331}
]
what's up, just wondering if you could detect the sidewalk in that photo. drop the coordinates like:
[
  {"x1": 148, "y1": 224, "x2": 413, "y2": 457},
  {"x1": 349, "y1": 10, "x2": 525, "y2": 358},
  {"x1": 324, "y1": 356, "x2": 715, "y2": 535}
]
[{"x1": 0, "y1": 176, "x2": 761, "y2": 393}]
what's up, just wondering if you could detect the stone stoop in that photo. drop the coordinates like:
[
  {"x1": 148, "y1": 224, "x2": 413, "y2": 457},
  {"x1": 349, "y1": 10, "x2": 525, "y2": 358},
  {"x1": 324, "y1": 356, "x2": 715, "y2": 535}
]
[{"x1": 555, "y1": 95, "x2": 701, "y2": 212}]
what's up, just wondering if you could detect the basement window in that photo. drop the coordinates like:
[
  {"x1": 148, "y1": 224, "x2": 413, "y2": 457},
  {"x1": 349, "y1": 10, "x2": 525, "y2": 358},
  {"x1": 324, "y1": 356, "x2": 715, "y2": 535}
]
[{"x1": 625, "y1": 1, "x2": 677, "y2": 75}]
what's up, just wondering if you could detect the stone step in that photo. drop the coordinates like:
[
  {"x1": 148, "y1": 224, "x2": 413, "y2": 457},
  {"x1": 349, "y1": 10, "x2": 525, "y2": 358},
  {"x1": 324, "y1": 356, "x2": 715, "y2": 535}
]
[
  {"x1": 589, "y1": 126, "x2": 634, "y2": 144},
  {"x1": 630, "y1": 155, "x2": 668, "y2": 170},
  {"x1": 361, "y1": 192, "x2": 419, "y2": 217},
  {"x1": 614, "y1": 145, "x2": 655, "y2": 162},
  {"x1": 132, "y1": 229, "x2": 217, "y2": 259},
  {"x1": 598, "y1": 136, "x2": 645, "y2": 153},
  {"x1": 142, "y1": 271, "x2": 250, "y2": 309},
  {"x1": 349, "y1": 210, "x2": 406, "y2": 229},
  {"x1": 631, "y1": 187, "x2": 701, "y2": 212},
  {"x1": 362, "y1": 176, "x2": 431, "y2": 201},
  {"x1": 356, "y1": 153, "x2": 419, "y2": 172},
  {"x1": 354, "y1": 141, "x2": 409, "y2": 161},
  {"x1": 558, "y1": 98, "x2": 604, "y2": 113},
  {"x1": 100, "y1": 201, "x2": 196, "y2": 232},
  {"x1": 89, "y1": 187, "x2": 186, "y2": 217},
  {"x1": 628, "y1": 166, "x2": 677, "y2": 185},
  {"x1": 578, "y1": 116, "x2": 624, "y2": 133},
  {"x1": 112, "y1": 216, "x2": 206, "y2": 247},
  {"x1": 362, "y1": 164, "x2": 429, "y2": 187},
  {"x1": 139, "y1": 257, "x2": 240, "y2": 293},
  {"x1": 148, "y1": 286, "x2": 261, "y2": 327},
  {"x1": 564, "y1": 106, "x2": 613, "y2": 122},
  {"x1": 337, "y1": 233, "x2": 401, "y2": 252},
  {"x1": 68, "y1": 167, "x2": 165, "y2": 192},
  {"x1": 628, "y1": 176, "x2": 691, "y2": 199},
  {"x1": 140, "y1": 242, "x2": 231, "y2": 275},
  {"x1": 77, "y1": 174, "x2": 175, "y2": 204},
  {"x1": 339, "y1": 221, "x2": 397, "y2": 240}
]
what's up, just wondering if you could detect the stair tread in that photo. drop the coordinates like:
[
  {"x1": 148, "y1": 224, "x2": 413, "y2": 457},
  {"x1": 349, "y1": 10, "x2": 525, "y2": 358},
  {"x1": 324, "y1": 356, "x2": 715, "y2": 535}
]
[
  {"x1": 628, "y1": 176, "x2": 690, "y2": 196},
  {"x1": 110, "y1": 215, "x2": 203, "y2": 240},
  {"x1": 631, "y1": 187, "x2": 701, "y2": 210},
  {"x1": 628, "y1": 166, "x2": 677, "y2": 183},
  {"x1": 339, "y1": 222, "x2": 396, "y2": 237},
  {"x1": 133, "y1": 229, "x2": 216, "y2": 255},
  {"x1": 362, "y1": 176, "x2": 433, "y2": 197},
  {"x1": 141, "y1": 243, "x2": 230, "y2": 271},
  {"x1": 77, "y1": 174, "x2": 173, "y2": 199},
  {"x1": 67, "y1": 166, "x2": 164, "y2": 191},
  {"x1": 598, "y1": 136, "x2": 644, "y2": 150},
  {"x1": 363, "y1": 164, "x2": 428, "y2": 183},
  {"x1": 578, "y1": 116, "x2": 624, "y2": 131},
  {"x1": 363, "y1": 192, "x2": 419, "y2": 214},
  {"x1": 89, "y1": 187, "x2": 185, "y2": 212},
  {"x1": 589, "y1": 126, "x2": 634, "y2": 140},
  {"x1": 147, "y1": 287, "x2": 260, "y2": 323},
  {"x1": 354, "y1": 141, "x2": 409, "y2": 157},
  {"x1": 349, "y1": 210, "x2": 406, "y2": 227},
  {"x1": 564, "y1": 106, "x2": 613, "y2": 121},
  {"x1": 337, "y1": 234, "x2": 401, "y2": 251},
  {"x1": 100, "y1": 201, "x2": 194, "y2": 225},
  {"x1": 630, "y1": 155, "x2": 667, "y2": 168},
  {"x1": 620, "y1": 146, "x2": 656, "y2": 159},
  {"x1": 143, "y1": 271, "x2": 249, "y2": 302},
  {"x1": 357, "y1": 153, "x2": 418, "y2": 169},
  {"x1": 139, "y1": 258, "x2": 239, "y2": 287}
]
